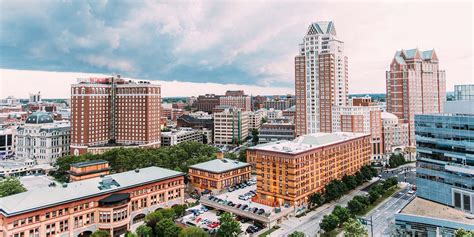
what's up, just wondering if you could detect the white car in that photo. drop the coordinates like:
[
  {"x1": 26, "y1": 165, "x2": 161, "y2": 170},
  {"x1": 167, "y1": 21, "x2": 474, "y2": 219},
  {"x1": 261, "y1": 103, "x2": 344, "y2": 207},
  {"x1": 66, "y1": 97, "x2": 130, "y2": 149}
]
[{"x1": 407, "y1": 190, "x2": 415, "y2": 195}]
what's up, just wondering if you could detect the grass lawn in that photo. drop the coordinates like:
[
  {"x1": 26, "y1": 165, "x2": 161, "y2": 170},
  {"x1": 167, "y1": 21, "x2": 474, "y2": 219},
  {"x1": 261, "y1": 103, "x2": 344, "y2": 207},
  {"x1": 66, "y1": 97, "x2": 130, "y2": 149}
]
[
  {"x1": 259, "y1": 226, "x2": 280, "y2": 237},
  {"x1": 361, "y1": 185, "x2": 400, "y2": 215},
  {"x1": 321, "y1": 227, "x2": 343, "y2": 237}
]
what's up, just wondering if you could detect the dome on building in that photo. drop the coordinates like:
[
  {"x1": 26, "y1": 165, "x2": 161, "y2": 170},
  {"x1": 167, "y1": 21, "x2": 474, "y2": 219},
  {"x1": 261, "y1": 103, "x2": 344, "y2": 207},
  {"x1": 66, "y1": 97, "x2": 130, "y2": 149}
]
[{"x1": 25, "y1": 112, "x2": 54, "y2": 124}]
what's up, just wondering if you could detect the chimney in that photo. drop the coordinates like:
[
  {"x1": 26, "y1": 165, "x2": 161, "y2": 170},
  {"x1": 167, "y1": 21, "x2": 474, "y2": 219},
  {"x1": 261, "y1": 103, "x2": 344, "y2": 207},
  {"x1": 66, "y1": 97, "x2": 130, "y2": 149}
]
[{"x1": 216, "y1": 152, "x2": 224, "y2": 160}]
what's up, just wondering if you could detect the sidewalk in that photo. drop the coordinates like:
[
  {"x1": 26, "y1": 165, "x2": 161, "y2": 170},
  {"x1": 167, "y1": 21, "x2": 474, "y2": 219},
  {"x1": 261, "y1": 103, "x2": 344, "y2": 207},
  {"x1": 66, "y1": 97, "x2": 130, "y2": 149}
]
[{"x1": 272, "y1": 178, "x2": 380, "y2": 236}]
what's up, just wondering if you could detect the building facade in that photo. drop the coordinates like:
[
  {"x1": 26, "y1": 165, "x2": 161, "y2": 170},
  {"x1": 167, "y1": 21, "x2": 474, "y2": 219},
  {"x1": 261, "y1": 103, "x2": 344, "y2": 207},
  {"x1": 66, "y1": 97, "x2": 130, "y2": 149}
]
[
  {"x1": 70, "y1": 76, "x2": 161, "y2": 155},
  {"x1": 0, "y1": 167, "x2": 185, "y2": 237},
  {"x1": 69, "y1": 160, "x2": 111, "y2": 182},
  {"x1": 332, "y1": 106, "x2": 383, "y2": 161},
  {"x1": 381, "y1": 112, "x2": 409, "y2": 155},
  {"x1": 219, "y1": 96, "x2": 252, "y2": 112},
  {"x1": 160, "y1": 128, "x2": 203, "y2": 146},
  {"x1": 247, "y1": 132, "x2": 371, "y2": 206},
  {"x1": 248, "y1": 110, "x2": 264, "y2": 130},
  {"x1": 194, "y1": 94, "x2": 221, "y2": 113},
  {"x1": 188, "y1": 157, "x2": 251, "y2": 192},
  {"x1": 295, "y1": 21, "x2": 348, "y2": 136},
  {"x1": 16, "y1": 112, "x2": 70, "y2": 165},
  {"x1": 0, "y1": 127, "x2": 15, "y2": 158},
  {"x1": 454, "y1": 84, "x2": 474, "y2": 101},
  {"x1": 213, "y1": 107, "x2": 249, "y2": 145},
  {"x1": 386, "y1": 49, "x2": 446, "y2": 145},
  {"x1": 258, "y1": 122, "x2": 295, "y2": 144},
  {"x1": 415, "y1": 114, "x2": 473, "y2": 213}
]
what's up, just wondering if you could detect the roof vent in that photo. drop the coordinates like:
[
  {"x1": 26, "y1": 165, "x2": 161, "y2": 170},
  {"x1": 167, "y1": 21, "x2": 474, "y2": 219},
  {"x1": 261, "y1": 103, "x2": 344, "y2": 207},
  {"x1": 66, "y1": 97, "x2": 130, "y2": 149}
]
[
  {"x1": 62, "y1": 183, "x2": 68, "y2": 188},
  {"x1": 222, "y1": 159, "x2": 228, "y2": 163},
  {"x1": 135, "y1": 168, "x2": 140, "y2": 173}
]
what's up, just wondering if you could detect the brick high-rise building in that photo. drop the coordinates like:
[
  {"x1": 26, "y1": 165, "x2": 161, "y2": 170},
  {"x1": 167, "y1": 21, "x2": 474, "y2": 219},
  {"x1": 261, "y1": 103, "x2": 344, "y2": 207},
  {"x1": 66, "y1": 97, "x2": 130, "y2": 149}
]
[
  {"x1": 295, "y1": 21, "x2": 349, "y2": 136},
  {"x1": 386, "y1": 49, "x2": 446, "y2": 145},
  {"x1": 194, "y1": 94, "x2": 221, "y2": 113},
  {"x1": 70, "y1": 76, "x2": 161, "y2": 155}
]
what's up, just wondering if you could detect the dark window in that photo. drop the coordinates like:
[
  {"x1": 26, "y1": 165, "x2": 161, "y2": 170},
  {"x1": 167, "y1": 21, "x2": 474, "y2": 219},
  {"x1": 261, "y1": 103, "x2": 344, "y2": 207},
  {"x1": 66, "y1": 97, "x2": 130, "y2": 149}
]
[{"x1": 454, "y1": 192, "x2": 462, "y2": 208}]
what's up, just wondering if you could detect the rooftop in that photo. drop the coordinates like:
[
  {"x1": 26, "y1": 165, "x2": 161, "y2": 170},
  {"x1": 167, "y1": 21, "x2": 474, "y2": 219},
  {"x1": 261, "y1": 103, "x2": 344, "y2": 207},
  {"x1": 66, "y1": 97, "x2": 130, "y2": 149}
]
[
  {"x1": 250, "y1": 132, "x2": 369, "y2": 154},
  {"x1": 70, "y1": 159, "x2": 108, "y2": 168},
  {"x1": 189, "y1": 158, "x2": 250, "y2": 173},
  {"x1": 0, "y1": 167, "x2": 183, "y2": 216},
  {"x1": 400, "y1": 197, "x2": 474, "y2": 225}
]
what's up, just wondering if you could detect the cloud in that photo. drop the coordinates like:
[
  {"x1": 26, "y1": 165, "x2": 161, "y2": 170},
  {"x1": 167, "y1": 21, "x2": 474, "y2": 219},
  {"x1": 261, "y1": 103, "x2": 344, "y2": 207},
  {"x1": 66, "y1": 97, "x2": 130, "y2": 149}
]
[
  {"x1": 0, "y1": 69, "x2": 293, "y2": 98},
  {"x1": 0, "y1": 0, "x2": 472, "y2": 93}
]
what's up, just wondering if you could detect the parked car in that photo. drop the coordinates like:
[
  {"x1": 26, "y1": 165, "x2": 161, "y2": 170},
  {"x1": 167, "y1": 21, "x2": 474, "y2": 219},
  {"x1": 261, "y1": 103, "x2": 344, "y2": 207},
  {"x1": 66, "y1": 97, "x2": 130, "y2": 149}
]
[{"x1": 257, "y1": 209, "x2": 265, "y2": 215}]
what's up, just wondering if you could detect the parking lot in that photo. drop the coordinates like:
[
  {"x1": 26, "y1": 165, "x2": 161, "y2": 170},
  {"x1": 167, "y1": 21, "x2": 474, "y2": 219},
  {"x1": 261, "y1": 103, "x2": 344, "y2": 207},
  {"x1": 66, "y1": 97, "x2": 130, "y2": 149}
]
[{"x1": 183, "y1": 180, "x2": 285, "y2": 235}]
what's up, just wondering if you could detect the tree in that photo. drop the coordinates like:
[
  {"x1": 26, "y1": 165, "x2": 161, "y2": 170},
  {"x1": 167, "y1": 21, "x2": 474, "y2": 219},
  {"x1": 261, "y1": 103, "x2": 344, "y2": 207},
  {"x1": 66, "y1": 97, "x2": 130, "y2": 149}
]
[
  {"x1": 288, "y1": 231, "x2": 306, "y2": 237},
  {"x1": 261, "y1": 117, "x2": 267, "y2": 124},
  {"x1": 224, "y1": 152, "x2": 238, "y2": 160},
  {"x1": 309, "y1": 192, "x2": 324, "y2": 208},
  {"x1": 251, "y1": 129, "x2": 259, "y2": 145},
  {"x1": 238, "y1": 148, "x2": 247, "y2": 162},
  {"x1": 354, "y1": 171, "x2": 365, "y2": 185},
  {"x1": 320, "y1": 214, "x2": 339, "y2": 233},
  {"x1": 91, "y1": 230, "x2": 110, "y2": 237},
  {"x1": 217, "y1": 212, "x2": 241, "y2": 237},
  {"x1": 172, "y1": 204, "x2": 187, "y2": 218},
  {"x1": 347, "y1": 199, "x2": 366, "y2": 215},
  {"x1": 353, "y1": 195, "x2": 370, "y2": 206},
  {"x1": 179, "y1": 227, "x2": 209, "y2": 237},
  {"x1": 332, "y1": 205, "x2": 351, "y2": 225},
  {"x1": 155, "y1": 218, "x2": 181, "y2": 237},
  {"x1": 0, "y1": 177, "x2": 27, "y2": 197},
  {"x1": 145, "y1": 211, "x2": 164, "y2": 229},
  {"x1": 455, "y1": 228, "x2": 474, "y2": 237},
  {"x1": 342, "y1": 175, "x2": 357, "y2": 190},
  {"x1": 343, "y1": 218, "x2": 368, "y2": 237},
  {"x1": 383, "y1": 177, "x2": 398, "y2": 190},
  {"x1": 136, "y1": 225, "x2": 153, "y2": 237},
  {"x1": 126, "y1": 232, "x2": 138, "y2": 237},
  {"x1": 368, "y1": 190, "x2": 380, "y2": 204},
  {"x1": 324, "y1": 180, "x2": 347, "y2": 201},
  {"x1": 389, "y1": 154, "x2": 405, "y2": 168}
]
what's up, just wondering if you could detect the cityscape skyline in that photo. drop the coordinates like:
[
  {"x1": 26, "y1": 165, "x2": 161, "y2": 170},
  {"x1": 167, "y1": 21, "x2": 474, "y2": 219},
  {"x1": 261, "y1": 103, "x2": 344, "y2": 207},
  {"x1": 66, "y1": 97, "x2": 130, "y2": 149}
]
[{"x1": 1, "y1": 1, "x2": 472, "y2": 98}]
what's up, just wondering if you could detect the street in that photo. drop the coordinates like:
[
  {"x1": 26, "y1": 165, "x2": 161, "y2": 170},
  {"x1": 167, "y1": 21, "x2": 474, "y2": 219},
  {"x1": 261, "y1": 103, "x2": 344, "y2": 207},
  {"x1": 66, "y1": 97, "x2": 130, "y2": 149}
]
[
  {"x1": 363, "y1": 184, "x2": 415, "y2": 236},
  {"x1": 273, "y1": 178, "x2": 379, "y2": 237}
]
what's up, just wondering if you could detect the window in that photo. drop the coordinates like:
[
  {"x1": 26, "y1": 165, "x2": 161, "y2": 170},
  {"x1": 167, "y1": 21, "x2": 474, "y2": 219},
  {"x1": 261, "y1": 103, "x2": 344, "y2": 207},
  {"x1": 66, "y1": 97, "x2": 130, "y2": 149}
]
[{"x1": 454, "y1": 192, "x2": 462, "y2": 208}]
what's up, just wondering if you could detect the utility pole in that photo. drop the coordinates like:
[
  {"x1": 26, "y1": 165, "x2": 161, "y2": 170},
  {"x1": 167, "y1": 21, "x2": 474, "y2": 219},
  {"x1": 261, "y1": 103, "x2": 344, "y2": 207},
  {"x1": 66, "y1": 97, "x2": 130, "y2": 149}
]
[{"x1": 370, "y1": 215, "x2": 374, "y2": 237}]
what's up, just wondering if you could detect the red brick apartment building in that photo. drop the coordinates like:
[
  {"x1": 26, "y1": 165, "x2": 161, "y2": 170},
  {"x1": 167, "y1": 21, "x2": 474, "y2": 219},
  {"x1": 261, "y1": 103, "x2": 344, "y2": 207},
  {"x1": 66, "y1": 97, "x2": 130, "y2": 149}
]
[
  {"x1": 0, "y1": 167, "x2": 184, "y2": 237},
  {"x1": 70, "y1": 76, "x2": 161, "y2": 155}
]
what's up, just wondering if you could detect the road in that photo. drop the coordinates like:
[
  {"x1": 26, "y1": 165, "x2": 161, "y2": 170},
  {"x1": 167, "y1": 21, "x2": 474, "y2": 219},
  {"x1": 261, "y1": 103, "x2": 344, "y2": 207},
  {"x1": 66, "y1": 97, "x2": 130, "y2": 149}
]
[
  {"x1": 364, "y1": 184, "x2": 415, "y2": 236},
  {"x1": 273, "y1": 178, "x2": 379, "y2": 237},
  {"x1": 380, "y1": 163, "x2": 416, "y2": 185}
]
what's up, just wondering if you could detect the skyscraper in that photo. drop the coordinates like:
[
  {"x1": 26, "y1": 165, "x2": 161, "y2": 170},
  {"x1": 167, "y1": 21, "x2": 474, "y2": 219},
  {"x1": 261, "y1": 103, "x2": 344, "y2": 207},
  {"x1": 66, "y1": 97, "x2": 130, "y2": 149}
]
[
  {"x1": 295, "y1": 21, "x2": 348, "y2": 136},
  {"x1": 386, "y1": 49, "x2": 446, "y2": 145},
  {"x1": 70, "y1": 76, "x2": 161, "y2": 155}
]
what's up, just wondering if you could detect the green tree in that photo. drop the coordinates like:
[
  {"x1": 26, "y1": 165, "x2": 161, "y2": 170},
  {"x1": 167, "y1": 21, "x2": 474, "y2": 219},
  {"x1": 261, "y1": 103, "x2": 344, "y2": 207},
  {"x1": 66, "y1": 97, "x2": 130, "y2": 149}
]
[
  {"x1": 368, "y1": 190, "x2": 380, "y2": 204},
  {"x1": 389, "y1": 154, "x2": 405, "y2": 168},
  {"x1": 155, "y1": 218, "x2": 181, "y2": 237},
  {"x1": 347, "y1": 200, "x2": 366, "y2": 215},
  {"x1": 238, "y1": 148, "x2": 247, "y2": 162},
  {"x1": 145, "y1": 211, "x2": 164, "y2": 229},
  {"x1": 309, "y1": 192, "x2": 324, "y2": 208},
  {"x1": 91, "y1": 230, "x2": 110, "y2": 237},
  {"x1": 342, "y1": 175, "x2": 357, "y2": 190},
  {"x1": 224, "y1": 152, "x2": 238, "y2": 160},
  {"x1": 324, "y1": 180, "x2": 347, "y2": 201},
  {"x1": 320, "y1": 214, "x2": 339, "y2": 233},
  {"x1": 217, "y1": 212, "x2": 241, "y2": 237},
  {"x1": 455, "y1": 228, "x2": 474, "y2": 237},
  {"x1": 261, "y1": 117, "x2": 267, "y2": 124},
  {"x1": 288, "y1": 231, "x2": 306, "y2": 237},
  {"x1": 136, "y1": 225, "x2": 153, "y2": 237},
  {"x1": 353, "y1": 195, "x2": 370, "y2": 206},
  {"x1": 172, "y1": 204, "x2": 187, "y2": 218},
  {"x1": 343, "y1": 218, "x2": 368, "y2": 237},
  {"x1": 126, "y1": 232, "x2": 138, "y2": 237},
  {"x1": 179, "y1": 227, "x2": 210, "y2": 237},
  {"x1": 0, "y1": 177, "x2": 27, "y2": 197},
  {"x1": 332, "y1": 205, "x2": 351, "y2": 225},
  {"x1": 251, "y1": 129, "x2": 259, "y2": 145}
]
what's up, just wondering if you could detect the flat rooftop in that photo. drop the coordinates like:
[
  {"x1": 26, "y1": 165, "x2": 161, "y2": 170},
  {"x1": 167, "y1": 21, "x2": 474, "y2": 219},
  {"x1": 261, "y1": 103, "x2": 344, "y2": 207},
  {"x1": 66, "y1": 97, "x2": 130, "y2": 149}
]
[
  {"x1": 0, "y1": 167, "x2": 183, "y2": 217},
  {"x1": 188, "y1": 158, "x2": 250, "y2": 173},
  {"x1": 71, "y1": 159, "x2": 108, "y2": 168},
  {"x1": 400, "y1": 197, "x2": 474, "y2": 225},
  {"x1": 250, "y1": 132, "x2": 369, "y2": 154}
]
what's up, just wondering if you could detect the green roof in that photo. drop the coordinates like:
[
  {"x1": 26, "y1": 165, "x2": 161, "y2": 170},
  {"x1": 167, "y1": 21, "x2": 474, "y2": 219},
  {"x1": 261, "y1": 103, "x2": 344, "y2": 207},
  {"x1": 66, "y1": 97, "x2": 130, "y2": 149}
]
[{"x1": 189, "y1": 159, "x2": 250, "y2": 173}]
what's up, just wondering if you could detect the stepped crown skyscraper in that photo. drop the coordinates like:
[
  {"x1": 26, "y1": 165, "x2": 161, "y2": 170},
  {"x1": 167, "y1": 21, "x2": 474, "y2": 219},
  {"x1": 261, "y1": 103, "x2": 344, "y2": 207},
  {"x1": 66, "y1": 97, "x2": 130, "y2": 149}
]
[{"x1": 295, "y1": 21, "x2": 348, "y2": 136}]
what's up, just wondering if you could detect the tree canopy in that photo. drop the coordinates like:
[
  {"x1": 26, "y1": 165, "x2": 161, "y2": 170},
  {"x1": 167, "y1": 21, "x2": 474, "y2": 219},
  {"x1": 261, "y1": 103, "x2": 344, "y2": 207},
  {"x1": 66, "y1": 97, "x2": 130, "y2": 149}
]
[
  {"x1": 288, "y1": 231, "x2": 306, "y2": 237},
  {"x1": 217, "y1": 212, "x2": 241, "y2": 237},
  {"x1": 179, "y1": 227, "x2": 209, "y2": 237},
  {"x1": 0, "y1": 177, "x2": 27, "y2": 197},
  {"x1": 343, "y1": 218, "x2": 368, "y2": 237},
  {"x1": 52, "y1": 142, "x2": 219, "y2": 182},
  {"x1": 155, "y1": 218, "x2": 181, "y2": 237},
  {"x1": 320, "y1": 214, "x2": 339, "y2": 233},
  {"x1": 91, "y1": 230, "x2": 110, "y2": 237}
]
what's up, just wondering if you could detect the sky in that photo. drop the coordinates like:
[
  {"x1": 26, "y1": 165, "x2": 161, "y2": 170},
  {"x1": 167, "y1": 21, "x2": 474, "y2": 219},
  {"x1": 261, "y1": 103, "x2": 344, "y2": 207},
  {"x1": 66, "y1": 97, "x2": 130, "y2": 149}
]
[{"x1": 0, "y1": 0, "x2": 472, "y2": 98}]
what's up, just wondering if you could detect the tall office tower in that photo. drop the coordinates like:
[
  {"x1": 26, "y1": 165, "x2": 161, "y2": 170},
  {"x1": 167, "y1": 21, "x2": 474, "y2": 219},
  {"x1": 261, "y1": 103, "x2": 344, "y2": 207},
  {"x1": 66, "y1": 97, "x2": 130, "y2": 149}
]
[
  {"x1": 295, "y1": 21, "x2": 348, "y2": 136},
  {"x1": 386, "y1": 49, "x2": 446, "y2": 145},
  {"x1": 70, "y1": 76, "x2": 161, "y2": 155}
]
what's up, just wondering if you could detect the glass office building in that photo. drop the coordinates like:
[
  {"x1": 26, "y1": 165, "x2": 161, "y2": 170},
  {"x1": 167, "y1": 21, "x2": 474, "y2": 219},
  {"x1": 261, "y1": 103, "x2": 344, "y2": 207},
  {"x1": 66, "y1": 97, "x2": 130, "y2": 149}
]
[
  {"x1": 454, "y1": 84, "x2": 474, "y2": 101},
  {"x1": 415, "y1": 113, "x2": 474, "y2": 213}
]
